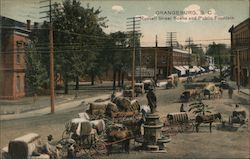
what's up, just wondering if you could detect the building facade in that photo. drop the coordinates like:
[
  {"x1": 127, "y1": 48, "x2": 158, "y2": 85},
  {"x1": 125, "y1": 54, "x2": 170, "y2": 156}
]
[
  {"x1": 229, "y1": 18, "x2": 250, "y2": 87},
  {"x1": 0, "y1": 17, "x2": 30, "y2": 99},
  {"x1": 139, "y1": 47, "x2": 200, "y2": 79}
]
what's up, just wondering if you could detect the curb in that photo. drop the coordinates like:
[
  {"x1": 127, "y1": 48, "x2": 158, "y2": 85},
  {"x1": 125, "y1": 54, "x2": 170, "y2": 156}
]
[
  {"x1": 240, "y1": 90, "x2": 250, "y2": 96},
  {"x1": 0, "y1": 94, "x2": 110, "y2": 121}
]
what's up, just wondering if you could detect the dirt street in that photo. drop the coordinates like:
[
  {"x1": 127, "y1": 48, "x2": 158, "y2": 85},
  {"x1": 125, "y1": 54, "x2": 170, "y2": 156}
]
[{"x1": 0, "y1": 74, "x2": 249, "y2": 159}]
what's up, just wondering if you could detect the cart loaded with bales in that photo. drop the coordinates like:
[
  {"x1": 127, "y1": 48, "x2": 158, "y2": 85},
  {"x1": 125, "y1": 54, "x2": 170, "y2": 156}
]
[
  {"x1": 161, "y1": 112, "x2": 194, "y2": 135},
  {"x1": 1, "y1": 93, "x2": 174, "y2": 158},
  {"x1": 55, "y1": 96, "x2": 146, "y2": 158}
]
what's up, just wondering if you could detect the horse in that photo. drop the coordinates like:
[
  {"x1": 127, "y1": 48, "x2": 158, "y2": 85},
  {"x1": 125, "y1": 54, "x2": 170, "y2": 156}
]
[{"x1": 195, "y1": 113, "x2": 222, "y2": 133}]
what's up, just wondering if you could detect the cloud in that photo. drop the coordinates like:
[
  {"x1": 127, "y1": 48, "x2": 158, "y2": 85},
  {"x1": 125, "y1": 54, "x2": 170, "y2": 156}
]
[
  {"x1": 175, "y1": 4, "x2": 221, "y2": 22},
  {"x1": 112, "y1": 5, "x2": 124, "y2": 13},
  {"x1": 135, "y1": 15, "x2": 149, "y2": 18}
]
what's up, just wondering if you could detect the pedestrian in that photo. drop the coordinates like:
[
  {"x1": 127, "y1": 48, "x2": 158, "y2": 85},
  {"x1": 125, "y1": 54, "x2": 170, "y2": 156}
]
[
  {"x1": 111, "y1": 91, "x2": 116, "y2": 102},
  {"x1": 219, "y1": 88, "x2": 223, "y2": 98},
  {"x1": 234, "y1": 104, "x2": 240, "y2": 111},
  {"x1": 146, "y1": 87, "x2": 157, "y2": 113},
  {"x1": 228, "y1": 87, "x2": 233, "y2": 99},
  {"x1": 180, "y1": 103, "x2": 185, "y2": 112}
]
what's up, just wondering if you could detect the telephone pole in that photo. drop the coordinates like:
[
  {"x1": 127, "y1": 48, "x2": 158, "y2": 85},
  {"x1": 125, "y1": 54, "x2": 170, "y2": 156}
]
[
  {"x1": 166, "y1": 32, "x2": 177, "y2": 76},
  {"x1": 40, "y1": 0, "x2": 55, "y2": 113},
  {"x1": 186, "y1": 37, "x2": 192, "y2": 67},
  {"x1": 127, "y1": 17, "x2": 141, "y2": 98},
  {"x1": 185, "y1": 37, "x2": 193, "y2": 78},
  {"x1": 237, "y1": 51, "x2": 240, "y2": 92},
  {"x1": 218, "y1": 45, "x2": 222, "y2": 80},
  {"x1": 154, "y1": 35, "x2": 158, "y2": 81}
]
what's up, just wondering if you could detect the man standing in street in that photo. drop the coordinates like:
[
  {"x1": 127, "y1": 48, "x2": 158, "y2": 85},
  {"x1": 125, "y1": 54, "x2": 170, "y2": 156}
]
[
  {"x1": 146, "y1": 87, "x2": 157, "y2": 113},
  {"x1": 228, "y1": 87, "x2": 233, "y2": 99}
]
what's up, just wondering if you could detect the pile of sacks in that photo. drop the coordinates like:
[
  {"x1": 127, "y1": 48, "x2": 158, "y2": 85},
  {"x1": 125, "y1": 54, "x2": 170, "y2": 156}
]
[{"x1": 87, "y1": 96, "x2": 141, "y2": 117}]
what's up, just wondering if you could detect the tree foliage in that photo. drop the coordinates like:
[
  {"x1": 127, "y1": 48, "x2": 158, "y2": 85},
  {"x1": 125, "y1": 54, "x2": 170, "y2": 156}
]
[
  {"x1": 206, "y1": 42, "x2": 230, "y2": 66},
  {"x1": 25, "y1": 41, "x2": 48, "y2": 95},
  {"x1": 51, "y1": 0, "x2": 107, "y2": 92}
]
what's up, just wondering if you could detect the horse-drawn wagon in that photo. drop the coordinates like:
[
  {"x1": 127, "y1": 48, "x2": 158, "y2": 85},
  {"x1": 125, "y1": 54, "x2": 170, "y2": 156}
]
[
  {"x1": 180, "y1": 89, "x2": 200, "y2": 102},
  {"x1": 59, "y1": 116, "x2": 135, "y2": 158},
  {"x1": 162, "y1": 112, "x2": 194, "y2": 134},
  {"x1": 203, "y1": 83, "x2": 222, "y2": 99},
  {"x1": 229, "y1": 110, "x2": 247, "y2": 125}
]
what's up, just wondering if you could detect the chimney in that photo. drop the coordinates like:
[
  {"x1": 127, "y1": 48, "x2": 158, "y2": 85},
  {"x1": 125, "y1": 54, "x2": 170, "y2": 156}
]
[
  {"x1": 26, "y1": 20, "x2": 31, "y2": 30},
  {"x1": 34, "y1": 22, "x2": 38, "y2": 29}
]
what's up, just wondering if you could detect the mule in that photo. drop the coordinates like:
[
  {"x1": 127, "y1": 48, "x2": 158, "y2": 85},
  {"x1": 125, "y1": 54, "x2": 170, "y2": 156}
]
[{"x1": 195, "y1": 113, "x2": 222, "y2": 133}]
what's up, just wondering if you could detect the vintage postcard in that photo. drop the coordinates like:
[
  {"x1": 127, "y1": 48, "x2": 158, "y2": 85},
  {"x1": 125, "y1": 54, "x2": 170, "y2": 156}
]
[{"x1": 0, "y1": 0, "x2": 249, "y2": 158}]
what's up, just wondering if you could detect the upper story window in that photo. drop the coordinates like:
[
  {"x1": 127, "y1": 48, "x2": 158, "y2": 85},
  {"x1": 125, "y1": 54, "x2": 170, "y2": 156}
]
[
  {"x1": 161, "y1": 56, "x2": 166, "y2": 64},
  {"x1": 16, "y1": 41, "x2": 22, "y2": 64}
]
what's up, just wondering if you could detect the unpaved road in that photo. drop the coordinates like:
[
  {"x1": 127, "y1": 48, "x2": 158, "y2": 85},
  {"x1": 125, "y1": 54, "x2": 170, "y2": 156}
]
[{"x1": 1, "y1": 73, "x2": 249, "y2": 159}]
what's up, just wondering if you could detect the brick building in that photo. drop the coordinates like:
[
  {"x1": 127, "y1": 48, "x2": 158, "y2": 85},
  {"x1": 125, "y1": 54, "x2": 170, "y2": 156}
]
[
  {"x1": 229, "y1": 18, "x2": 250, "y2": 87},
  {"x1": 0, "y1": 16, "x2": 30, "y2": 99},
  {"x1": 139, "y1": 47, "x2": 200, "y2": 79}
]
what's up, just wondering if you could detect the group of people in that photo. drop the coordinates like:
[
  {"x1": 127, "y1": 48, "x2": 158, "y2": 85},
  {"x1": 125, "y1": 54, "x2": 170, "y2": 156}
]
[{"x1": 32, "y1": 135, "x2": 61, "y2": 159}]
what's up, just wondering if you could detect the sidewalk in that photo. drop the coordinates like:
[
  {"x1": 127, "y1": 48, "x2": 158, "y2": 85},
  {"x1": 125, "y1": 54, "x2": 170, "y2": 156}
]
[
  {"x1": 0, "y1": 94, "x2": 110, "y2": 121},
  {"x1": 226, "y1": 81, "x2": 250, "y2": 104}
]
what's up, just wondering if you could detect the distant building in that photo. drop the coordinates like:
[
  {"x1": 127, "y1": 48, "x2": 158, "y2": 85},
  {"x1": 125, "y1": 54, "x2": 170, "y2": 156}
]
[
  {"x1": 132, "y1": 47, "x2": 202, "y2": 79},
  {"x1": 205, "y1": 55, "x2": 215, "y2": 67},
  {"x1": 0, "y1": 16, "x2": 30, "y2": 99},
  {"x1": 229, "y1": 18, "x2": 250, "y2": 87}
]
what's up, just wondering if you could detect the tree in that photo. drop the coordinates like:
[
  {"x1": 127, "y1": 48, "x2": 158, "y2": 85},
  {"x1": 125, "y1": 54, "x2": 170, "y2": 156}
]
[
  {"x1": 25, "y1": 41, "x2": 48, "y2": 95},
  {"x1": 52, "y1": 0, "x2": 107, "y2": 93},
  {"x1": 206, "y1": 42, "x2": 230, "y2": 66},
  {"x1": 103, "y1": 31, "x2": 132, "y2": 90},
  {"x1": 190, "y1": 44, "x2": 204, "y2": 55}
]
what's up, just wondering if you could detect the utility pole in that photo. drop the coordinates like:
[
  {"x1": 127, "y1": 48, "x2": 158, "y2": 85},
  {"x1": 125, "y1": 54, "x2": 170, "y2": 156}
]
[
  {"x1": 237, "y1": 51, "x2": 240, "y2": 92},
  {"x1": 166, "y1": 32, "x2": 176, "y2": 77},
  {"x1": 218, "y1": 44, "x2": 222, "y2": 80},
  {"x1": 40, "y1": 0, "x2": 55, "y2": 113},
  {"x1": 139, "y1": 43, "x2": 142, "y2": 83},
  {"x1": 185, "y1": 37, "x2": 193, "y2": 79},
  {"x1": 154, "y1": 35, "x2": 158, "y2": 81},
  {"x1": 127, "y1": 17, "x2": 141, "y2": 98}
]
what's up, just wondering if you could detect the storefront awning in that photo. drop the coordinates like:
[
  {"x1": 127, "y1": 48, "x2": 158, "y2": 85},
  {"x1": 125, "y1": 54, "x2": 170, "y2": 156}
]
[
  {"x1": 209, "y1": 66, "x2": 214, "y2": 70},
  {"x1": 199, "y1": 66, "x2": 206, "y2": 72},
  {"x1": 189, "y1": 68, "x2": 196, "y2": 73},
  {"x1": 193, "y1": 66, "x2": 201, "y2": 72},
  {"x1": 174, "y1": 66, "x2": 186, "y2": 75}
]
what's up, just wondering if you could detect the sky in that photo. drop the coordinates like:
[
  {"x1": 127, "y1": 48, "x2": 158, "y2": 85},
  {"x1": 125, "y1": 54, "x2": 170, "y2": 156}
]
[{"x1": 1, "y1": 0, "x2": 249, "y2": 47}]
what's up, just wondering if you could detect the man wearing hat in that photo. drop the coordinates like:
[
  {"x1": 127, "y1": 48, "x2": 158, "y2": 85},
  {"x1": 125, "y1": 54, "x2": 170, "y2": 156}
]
[
  {"x1": 45, "y1": 135, "x2": 60, "y2": 159},
  {"x1": 146, "y1": 86, "x2": 157, "y2": 113}
]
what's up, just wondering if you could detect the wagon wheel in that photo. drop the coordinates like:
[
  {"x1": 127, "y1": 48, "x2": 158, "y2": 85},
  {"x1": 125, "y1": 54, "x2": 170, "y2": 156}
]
[
  {"x1": 57, "y1": 138, "x2": 76, "y2": 158},
  {"x1": 92, "y1": 139, "x2": 108, "y2": 156},
  {"x1": 61, "y1": 130, "x2": 70, "y2": 139}
]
